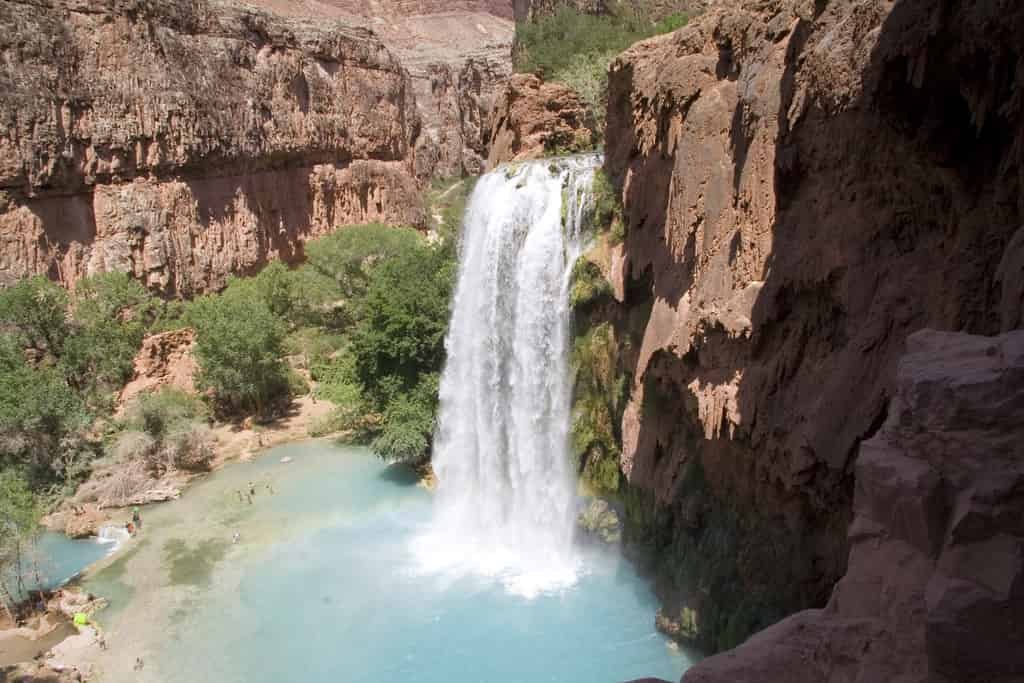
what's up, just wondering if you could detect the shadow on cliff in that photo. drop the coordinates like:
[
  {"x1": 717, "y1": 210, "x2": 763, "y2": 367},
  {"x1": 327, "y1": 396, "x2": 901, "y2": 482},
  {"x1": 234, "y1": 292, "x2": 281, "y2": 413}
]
[{"x1": 605, "y1": 0, "x2": 1023, "y2": 657}]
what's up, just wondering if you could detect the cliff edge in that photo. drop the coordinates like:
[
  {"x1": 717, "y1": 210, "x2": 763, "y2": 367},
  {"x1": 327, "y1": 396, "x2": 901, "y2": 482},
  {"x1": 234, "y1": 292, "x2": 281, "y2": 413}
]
[{"x1": 603, "y1": 0, "x2": 1024, "y2": 659}]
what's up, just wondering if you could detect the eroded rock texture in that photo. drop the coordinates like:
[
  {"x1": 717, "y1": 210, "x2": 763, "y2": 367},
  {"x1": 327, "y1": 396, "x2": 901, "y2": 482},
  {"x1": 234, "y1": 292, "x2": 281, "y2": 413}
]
[
  {"x1": 603, "y1": 0, "x2": 1024, "y2": 655},
  {"x1": 486, "y1": 73, "x2": 595, "y2": 167},
  {"x1": 0, "y1": 0, "x2": 427, "y2": 295},
  {"x1": 685, "y1": 330, "x2": 1024, "y2": 683},
  {"x1": 247, "y1": 0, "x2": 516, "y2": 177}
]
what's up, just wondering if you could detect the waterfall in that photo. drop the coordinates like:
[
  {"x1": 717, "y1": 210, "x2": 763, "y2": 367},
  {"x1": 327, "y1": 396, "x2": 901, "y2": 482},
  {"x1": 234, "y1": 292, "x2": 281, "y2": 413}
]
[{"x1": 415, "y1": 154, "x2": 601, "y2": 597}]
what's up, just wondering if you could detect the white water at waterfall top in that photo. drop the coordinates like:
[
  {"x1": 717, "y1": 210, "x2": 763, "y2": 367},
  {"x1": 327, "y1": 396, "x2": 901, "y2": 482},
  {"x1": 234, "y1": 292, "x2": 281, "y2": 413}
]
[{"x1": 415, "y1": 155, "x2": 601, "y2": 598}]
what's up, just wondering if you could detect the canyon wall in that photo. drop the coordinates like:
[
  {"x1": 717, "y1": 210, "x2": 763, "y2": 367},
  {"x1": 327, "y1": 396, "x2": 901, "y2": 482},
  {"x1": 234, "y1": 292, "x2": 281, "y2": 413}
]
[
  {"x1": 246, "y1": 0, "x2": 516, "y2": 177},
  {"x1": 602, "y1": 0, "x2": 1024, "y2": 659},
  {"x1": 0, "y1": 0, "x2": 464, "y2": 295},
  {"x1": 685, "y1": 329, "x2": 1024, "y2": 683}
]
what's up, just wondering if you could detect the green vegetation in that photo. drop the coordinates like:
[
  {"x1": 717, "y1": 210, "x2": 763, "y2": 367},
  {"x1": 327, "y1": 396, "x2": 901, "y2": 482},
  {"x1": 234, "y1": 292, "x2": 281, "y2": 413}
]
[
  {"x1": 186, "y1": 284, "x2": 291, "y2": 417},
  {"x1": 319, "y1": 232, "x2": 457, "y2": 464},
  {"x1": 115, "y1": 388, "x2": 214, "y2": 479},
  {"x1": 0, "y1": 469, "x2": 42, "y2": 610},
  {"x1": 0, "y1": 273, "x2": 164, "y2": 494},
  {"x1": 570, "y1": 322, "x2": 628, "y2": 495},
  {"x1": 591, "y1": 169, "x2": 625, "y2": 244},
  {"x1": 570, "y1": 258, "x2": 613, "y2": 310},
  {"x1": 515, "y1": 6, "x2": 689, "y2": 133}
]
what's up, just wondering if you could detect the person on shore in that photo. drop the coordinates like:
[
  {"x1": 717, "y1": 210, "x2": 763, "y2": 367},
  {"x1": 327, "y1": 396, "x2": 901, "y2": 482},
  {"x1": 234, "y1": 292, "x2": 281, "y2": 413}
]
[
  {"x1": 232, "y1": 531, "x2": 240, "y2": 544},
  {"x1": 131, "y1": 507, "x2": 142, "y2": 531},
  {"x1": 248, "y1": 481, "x2": 256, "y2": 498}
]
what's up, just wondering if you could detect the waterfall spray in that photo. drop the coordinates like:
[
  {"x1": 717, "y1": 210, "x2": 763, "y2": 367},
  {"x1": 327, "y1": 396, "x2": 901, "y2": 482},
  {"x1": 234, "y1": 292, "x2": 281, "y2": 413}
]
[{"x1": 416, "y1": 155, "x2": 601, "y2": 597}]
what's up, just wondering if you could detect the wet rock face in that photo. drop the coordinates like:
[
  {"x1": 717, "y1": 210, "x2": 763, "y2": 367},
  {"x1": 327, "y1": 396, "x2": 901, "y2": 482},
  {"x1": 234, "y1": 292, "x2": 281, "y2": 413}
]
[
  {"x1": 485, "y1": 74, "x2": 595, "y2": 167},
  {"x1": 0, "y1": 0, "x2": 426, "y2": 295},
  {"x1": 684, "y1": 329, "x2": 1024, "y2": 683},
  {"x1": 603, "y1": 0, "x2": 1024, "y2": 654}
]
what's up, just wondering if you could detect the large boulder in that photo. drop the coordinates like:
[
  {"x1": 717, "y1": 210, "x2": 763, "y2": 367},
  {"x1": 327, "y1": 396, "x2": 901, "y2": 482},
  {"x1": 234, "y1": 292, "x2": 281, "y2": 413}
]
[{"x1": 683, "y1": 330, "x2": 1024, "y2": 683}]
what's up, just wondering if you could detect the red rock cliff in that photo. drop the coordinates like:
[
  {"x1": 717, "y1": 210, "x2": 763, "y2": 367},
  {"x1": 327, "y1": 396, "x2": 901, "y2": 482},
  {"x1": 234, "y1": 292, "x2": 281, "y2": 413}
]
[
  {"x1": 0, "y1": 0, "x2": 427, "y2": 295},
  {"x1": 602, "y1": 0, "x2": 1024, "y2": 660}
]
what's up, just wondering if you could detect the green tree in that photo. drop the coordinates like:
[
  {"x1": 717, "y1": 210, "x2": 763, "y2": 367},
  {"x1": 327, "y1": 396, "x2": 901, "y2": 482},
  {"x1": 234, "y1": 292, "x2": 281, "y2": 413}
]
[
  {"x1": 61, "y1": 272, "x2": 156, "y2": 396},
  {"x1": 0, "y1": 469, "x2": 41, "y2": 608},
  {"x1": 349, "y1": 242, "x2": 455, "y2": 410},
  {"x1": 0, "y1": 276, "x2": 69, "y2": 357},
  {"x1": 371, "y1": 374, "x2": 440, "y2": 464},
  {"x1": 303, "y1": 224, "x2": 424, "y2": 324},
  {"x1": 187, "y1": 287, "x2": 290, "y2": 416},
  {"x1": 0, "y1": 337, "x2": 91, "y2": 488}
]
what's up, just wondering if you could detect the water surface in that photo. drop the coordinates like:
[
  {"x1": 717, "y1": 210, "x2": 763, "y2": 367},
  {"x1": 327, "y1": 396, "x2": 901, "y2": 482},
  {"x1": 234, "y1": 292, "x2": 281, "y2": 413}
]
[{"x1": 85, "y1": 441, "x2": 692, "y2": 682}]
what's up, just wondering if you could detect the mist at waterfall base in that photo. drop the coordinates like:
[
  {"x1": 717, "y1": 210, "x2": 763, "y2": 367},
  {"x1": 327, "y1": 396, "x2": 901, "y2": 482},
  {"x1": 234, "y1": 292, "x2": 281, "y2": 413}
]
[{"x1": 81, "y1": 158, "x2": 692, "y2": 682}]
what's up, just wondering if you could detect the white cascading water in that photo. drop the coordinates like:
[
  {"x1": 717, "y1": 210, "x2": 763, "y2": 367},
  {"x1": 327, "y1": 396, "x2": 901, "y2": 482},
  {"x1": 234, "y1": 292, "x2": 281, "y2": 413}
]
[{"x1": 414, "y1": 154, "x2": 601, "y2": 597}]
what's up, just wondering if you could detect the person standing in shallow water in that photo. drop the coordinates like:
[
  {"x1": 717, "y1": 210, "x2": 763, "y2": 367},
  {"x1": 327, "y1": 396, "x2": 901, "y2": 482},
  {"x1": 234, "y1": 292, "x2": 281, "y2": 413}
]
[{"x1": 132, "y1": 506, "x2": 142, "y2": 531}]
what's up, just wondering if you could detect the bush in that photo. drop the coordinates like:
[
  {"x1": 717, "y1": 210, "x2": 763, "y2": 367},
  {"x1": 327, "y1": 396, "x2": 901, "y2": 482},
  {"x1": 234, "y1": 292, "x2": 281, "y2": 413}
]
[
  {"x1": 125, "y1": 387, "x2": 207, "y2": 440},
  {"x1": 0, "y1": 276, "x2": 69, "y2": 358},
  {"x1": 118, "y1": 389, "x2": 214, "y2": 475},
  {"x1": 301, "y1": 224, "x2": 425, "y2": 328},
  {"x1": 62, "y1": 272, "x2": 158, "y2": 399},
  {"x1": 590, "y1": 169, "x2": 625, "y2": 243},
  {"x1": 570, "y1": 258, "x2": 613, "y2": 309},
  {"x1": 349, "y1": 242, "x2": 455, "y2": 410},
  {"x1": 0, "y1": 337, "x2": 93, "y2": 489},
  {"x1": 186, "y1": 287, "x2": 291, "y2": 416},
  {"x1": 370, "y1": 374, "x2": 439, "y2": 464}
]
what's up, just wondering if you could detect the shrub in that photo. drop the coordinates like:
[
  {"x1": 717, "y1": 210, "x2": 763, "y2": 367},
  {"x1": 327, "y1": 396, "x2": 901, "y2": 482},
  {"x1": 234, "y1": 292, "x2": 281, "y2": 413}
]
[
  {"x1": 186, "y1": 288, "x2": 291, "y2": 416},
  {"x1": 0, "y1": 276, "x2": 69, "y2": 357},
  {"x1": 590, "y1": 169, "x2": 625, "y2": 243},
  {"x1": 0, "y1": 337, "x2": 92, "y2": 489},
  {"x1": 349, "y1": 242, "x2": 455, "y2": 410},
  {"x1": 125, "y1": 387, "x2": 207, "y2": 440},
  {"x1": 570, "y1": 323, "x2": 628, "y2": 495},
  {"x1": 62, "y1": 272, "x2": 158, "y2": 398},
  {"x1": 370, "y1": 374, "x2": 439, "y2": 464},
  {"x1": 570, "y1": 258, "x2": 613, "y2": 309}
]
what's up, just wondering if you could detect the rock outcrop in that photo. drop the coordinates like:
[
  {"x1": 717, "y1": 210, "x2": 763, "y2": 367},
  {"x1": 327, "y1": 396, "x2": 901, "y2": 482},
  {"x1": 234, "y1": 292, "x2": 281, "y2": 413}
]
[
  {"x1": 602, "y1": 0, "x2": 1024, "y2": 655},
  {"x1": 245, "y1": 0, "x2": 516, "y2": 177},
  {"x1": 0, "y1": 0, "x2": 427, "y2": 295},
  {"x1": 486, "y1": 74, "x2": 595, "y2": 167},
  {"x1": 117, "y1": 328, "x2": 198, "y2": 411},
  {"x1": 684, "y1": 329, "x2": 1024, "y2": 683}
]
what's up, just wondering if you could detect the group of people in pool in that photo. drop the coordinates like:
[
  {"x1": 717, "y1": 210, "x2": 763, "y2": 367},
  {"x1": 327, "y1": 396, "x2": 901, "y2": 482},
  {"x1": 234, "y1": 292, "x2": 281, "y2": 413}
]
[{"x1": 230, "y1": 479, "x2": 276, "y2": 545}]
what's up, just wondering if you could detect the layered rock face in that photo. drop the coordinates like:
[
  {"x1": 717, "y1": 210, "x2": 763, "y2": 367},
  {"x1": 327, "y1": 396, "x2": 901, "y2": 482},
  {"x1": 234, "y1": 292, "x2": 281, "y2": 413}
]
[
  {"x1": 248, "y1": 0, "x2": 516, "y2": 177},
  {"x1": 0, "y1": 0, "x2": 426, "y2": 295},
  {"x1": 486, "y1": 74, "x2": 595, "y2": 167},
  {"x1": 603, "y1": 0, "x2": 1024, "y2": 655},
  {"x1": 686, "y1": 330, "x2": 1024, "y2": 683}
]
